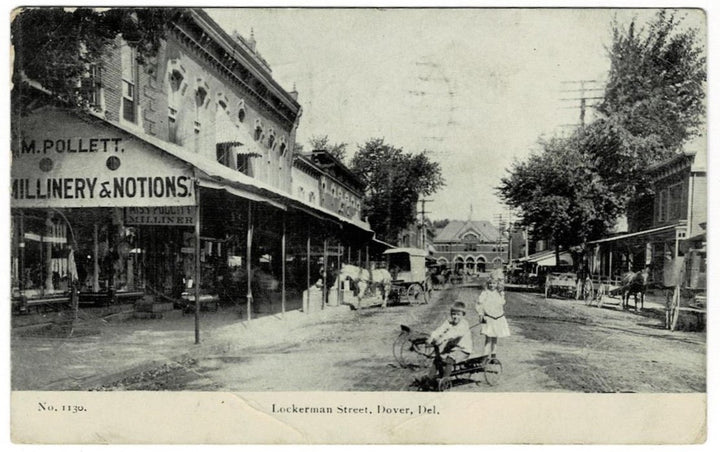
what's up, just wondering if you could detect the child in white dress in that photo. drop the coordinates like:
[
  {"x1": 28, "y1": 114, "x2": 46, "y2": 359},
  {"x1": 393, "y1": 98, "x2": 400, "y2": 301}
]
[{"x1": 475, "y1": 278, "x2": 511, "y2": 359}]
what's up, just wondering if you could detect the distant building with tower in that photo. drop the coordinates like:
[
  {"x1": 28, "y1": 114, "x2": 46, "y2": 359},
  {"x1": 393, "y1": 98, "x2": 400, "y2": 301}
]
[{"x1": 433, "y1": 219, "x2": 509, "y2": 273}]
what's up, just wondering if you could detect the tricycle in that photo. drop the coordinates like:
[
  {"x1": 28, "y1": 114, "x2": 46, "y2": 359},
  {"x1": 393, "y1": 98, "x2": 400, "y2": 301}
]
[{"x1": 393, "y1": 324, "x2": 503, "y2": 390}]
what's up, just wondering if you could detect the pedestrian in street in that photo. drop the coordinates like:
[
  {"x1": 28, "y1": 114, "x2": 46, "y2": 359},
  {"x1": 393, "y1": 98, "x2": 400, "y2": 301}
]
[
  {"x1": 426, "y1": 301, "x2": 473, "y2": 380},
  {"x1": 475, "y1": 277, "x2": 511, "y2": 360}
]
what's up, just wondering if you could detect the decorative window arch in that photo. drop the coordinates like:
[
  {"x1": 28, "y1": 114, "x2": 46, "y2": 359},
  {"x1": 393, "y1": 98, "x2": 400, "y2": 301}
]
[
  {"x1": 475, "y1": 255, "x2": 487, "y2": 263},
  {"x1": 278, "y1": 136, "x2": 287, "y2": 156},
  {"x1": 166, "y1": 59, "x2": 189, "y2": 98},
  {"x1": 267, "y1": 128, "x2": 276, "y2": 149},
  {"x1": 237, "y1": 99, "x2": 246, "y2": 123},
  {"x1": 462, "y1": 232, "x2": 478, "y2": 241},
  {"x1": 216, "y1": 93, "x2": 230, "y2": 111},
  {"x1": 437, "y1": 257, "x2": 449, "y2": 265}
]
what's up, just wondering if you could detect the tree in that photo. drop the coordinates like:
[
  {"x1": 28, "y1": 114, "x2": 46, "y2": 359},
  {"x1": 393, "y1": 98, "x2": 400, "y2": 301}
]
[
  {"x1": 591, "y1": 10, "x2": 706, "y2": 228},
  {"x1": 350, "y1": 138, "x2": 444, "y2": 243},
  {"x1": 498, "y1": 10, "x2": 706, "y2": 256},
  {"x1": 308, "y1": 135, "x2": 349, "y2": 163},
  {"x1": 11, "y1": 7, "x2": 180, "y2": 109},
  {"x1": 498, "y1": 136, "x2": 623, "y2": 264}
]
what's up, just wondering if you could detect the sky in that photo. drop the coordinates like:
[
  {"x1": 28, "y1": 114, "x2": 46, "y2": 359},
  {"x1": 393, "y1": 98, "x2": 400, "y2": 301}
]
[{"x1": 207, "y1": 7, "x2": 705, "y2": 224}]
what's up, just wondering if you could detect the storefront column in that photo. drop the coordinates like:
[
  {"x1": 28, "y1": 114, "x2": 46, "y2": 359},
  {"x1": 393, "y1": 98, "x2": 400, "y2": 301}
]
[
  {"x1": 281, "y1": 215, "x2": 286, "y2": 317},
  {"x1": 93, "y1": 222, "x2": 100, "y2": 292},
  {"x1": 44, "y1": 212, "x2": 53, "y2": 291},
  {"x1": 246, "y1": 202, "x2": 254, "y2": 321},
  {"x1": 19, "y1": 211, "x2": 25, "y2": 292},
  {"x1": 305, "y1": 233, "x2": 310, "y2": 314},
  {"x1": 336, "y1": 242, "x2": 342, "y2": 306},
  {"x1": 322, "y1": 238, "x2": 328, "y2": 310},
  {"x1": 609, "y1": 251, "x2": 613, "y2": 281},
  {"x1": 194, "y1": 186, "x2": 201, "y2": 344}
]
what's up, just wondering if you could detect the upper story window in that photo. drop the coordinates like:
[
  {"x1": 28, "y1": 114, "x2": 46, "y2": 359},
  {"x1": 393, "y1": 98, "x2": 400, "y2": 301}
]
[
  {"x1": 267, "y1": 130, "x2": 275, "y2": 149},
  {"x1": 254, "y1": 119, "x2": 263, "y2": 141},
  {"x1": 668, "y1": 183, "x2": 685, "y2": 221},
  {"x1": 83, "y1": 62, "x2": 104, "y2": 112},
  {"x1": 216, "y1": 142, "x2": 232, "y2": 167},
  {"x1": 278, "y1": 138, "x2": 287, "y2": 156},
  {"x1": 121, "y1": 45, "x2": 138, "y2": 123},
  {"x1": 657, "y1": 189, "x2": 667, "y2": 222}
]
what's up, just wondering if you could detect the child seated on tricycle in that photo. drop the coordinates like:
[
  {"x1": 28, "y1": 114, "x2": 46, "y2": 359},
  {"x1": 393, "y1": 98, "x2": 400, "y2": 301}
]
[{"x1": 425, "y1": 301, "x2": 473, "y2": 380}]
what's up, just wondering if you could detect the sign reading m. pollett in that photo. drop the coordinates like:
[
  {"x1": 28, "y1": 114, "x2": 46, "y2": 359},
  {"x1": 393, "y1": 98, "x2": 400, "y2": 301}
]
[{"x1": 11, "y1": 108, "x2": 196, "y2": 208}]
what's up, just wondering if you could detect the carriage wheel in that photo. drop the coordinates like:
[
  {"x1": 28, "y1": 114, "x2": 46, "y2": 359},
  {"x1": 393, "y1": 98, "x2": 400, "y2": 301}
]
[
  {"x1": 484, "y1": 358, "x2": 503, "y2": 386},
  {"x1": 398, "y1": 332, "x2": 433, "y2": 368},
  {"x1": 407, "y1": 284, "x2": 423, "y2": 304},
  {"x1": 437, "y1": 377, "x2": 452, "y2": 392}
]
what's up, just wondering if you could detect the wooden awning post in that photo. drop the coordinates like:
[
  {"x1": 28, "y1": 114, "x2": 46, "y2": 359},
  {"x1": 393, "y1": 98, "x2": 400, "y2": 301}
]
[
  {"x1": 305, "y1": 233, "x2": 311, "y2": 314},
  {"x1": 336, "y1": 242, "x2": 342, "y2": 306},
  {"x1": 281, "y1": 214, "x2": 286, "y2": 317},
  {"x1": 194, "y1": 184, "x2": 201, "y2": 344},
  {"x1": 92, "y1": 222, "x2": 100, "y2": 292},
  {"x1": 246, "y1": 202, "x2": 254, "y2": 322},
  {"x1": 322, "y1": 238, "x2": 328, "y2": 310}
]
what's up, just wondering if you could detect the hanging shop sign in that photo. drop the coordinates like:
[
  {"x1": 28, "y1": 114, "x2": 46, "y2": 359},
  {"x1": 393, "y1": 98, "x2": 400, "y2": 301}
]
[
  {"x1": 124, "y1": 206, "x2": 197, "y2": 226},
  {"x1": 11, "y1": 109, "x2": 196, "y2": 208}
]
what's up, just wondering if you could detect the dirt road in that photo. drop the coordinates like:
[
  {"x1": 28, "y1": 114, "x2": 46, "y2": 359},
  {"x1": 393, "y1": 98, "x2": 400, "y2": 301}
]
[{"x1": 27, "y1": 286, "x2": 703, "y2": 392}]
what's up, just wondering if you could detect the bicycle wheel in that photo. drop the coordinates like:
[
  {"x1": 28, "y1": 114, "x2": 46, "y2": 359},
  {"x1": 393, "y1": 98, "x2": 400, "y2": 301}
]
[
  {"x1": 437, "y1": 377, "x2": 452, "y2": 392},
  {"x1": 399, "y1": 332, "x2": 433, "y2": 368},
  {"x1": 583, "y1": 280, "x2": 594, "y2": 305},
  {"x1": 393, "y1": 331, "x2": 410, "y2": 367},
  {"x1": 484, "y1": 358, "x2": 503, "y2": 386}
]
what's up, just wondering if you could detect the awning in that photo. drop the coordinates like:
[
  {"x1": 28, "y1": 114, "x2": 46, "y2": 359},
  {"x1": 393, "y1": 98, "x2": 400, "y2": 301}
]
[
  {"x1": 519, "y1": 250, "x2": 573, "y2": 267},
  {"x1": 103, "y1": 112, "x2": 374, "y2": 234},
  {"x1": 587, "y1": 224, "x2": 681, "y2": 245}
]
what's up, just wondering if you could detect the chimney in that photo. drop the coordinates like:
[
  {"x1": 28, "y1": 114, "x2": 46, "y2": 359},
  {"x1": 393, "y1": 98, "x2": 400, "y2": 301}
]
[
  {"x1": 289, "y1": 82, "x2": 299, "y2": 101},
  {"x1": 248, "y1": 28, "x2": 256, "y2": 51}
]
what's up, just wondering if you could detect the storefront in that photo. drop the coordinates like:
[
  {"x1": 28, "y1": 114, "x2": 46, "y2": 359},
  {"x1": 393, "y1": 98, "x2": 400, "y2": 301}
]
[{"x1": 11, "y1": 108, "x2": 199, "y2": 312}]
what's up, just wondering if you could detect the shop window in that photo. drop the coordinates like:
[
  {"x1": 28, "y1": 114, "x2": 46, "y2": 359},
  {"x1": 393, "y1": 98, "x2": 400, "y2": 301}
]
[{"x1": 121, "y1": 45, "x2": 138, "y2": 123}]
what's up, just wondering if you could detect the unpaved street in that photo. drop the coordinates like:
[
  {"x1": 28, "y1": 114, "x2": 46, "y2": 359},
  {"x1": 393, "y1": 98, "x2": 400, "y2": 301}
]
[{"x1": 47, "y1": 286, "x2": 706, "y2": 393}]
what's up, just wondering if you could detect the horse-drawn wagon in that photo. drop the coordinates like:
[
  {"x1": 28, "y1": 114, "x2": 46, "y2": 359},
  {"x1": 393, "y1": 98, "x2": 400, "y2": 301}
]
[
  {"x1": 666, "y1": 234, "x2": 706, "y2": 331},
  {"x1": 384, "y1": 248, "x2": 431, "y2": 305}
]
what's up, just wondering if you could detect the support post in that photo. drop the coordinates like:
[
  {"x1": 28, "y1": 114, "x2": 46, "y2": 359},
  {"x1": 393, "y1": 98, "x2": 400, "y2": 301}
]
[
  {"x1": 336, "y1": 242, "x2": 342, "y2": 306},
  {"x1": 281, "y1": 215, "x2": 286, "y2": 317},
  {"x1": 306, "y1": 233, "x2": 311, "y2": 314},
  {"x1": 92, "y1": 222, "x2": 100, "y2": 292},
  {"x1": 322, "y1": 238, "x2": 328, "y2": 310},
  {"x1": 194, "y1": 186, "x2": 201, "y2": 344},
  {"x1": 19, "y1": 211, "x2": 25, "y2": 292},
  {"x1": 246, "y1": 202, "x2": 253, "y2": 321}
]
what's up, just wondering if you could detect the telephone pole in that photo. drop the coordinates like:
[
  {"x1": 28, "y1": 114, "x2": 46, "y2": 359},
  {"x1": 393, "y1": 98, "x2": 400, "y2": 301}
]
[
  {"x1": 419, "y1": 199, "x2": 432, "y2": 251},
  {"x1": 559, "y1": 80, "x2": 604, "y2": 128}
]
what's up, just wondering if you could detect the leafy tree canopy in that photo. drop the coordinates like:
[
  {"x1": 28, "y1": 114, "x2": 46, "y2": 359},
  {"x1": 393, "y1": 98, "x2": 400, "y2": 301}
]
[
  {"x1": 350, "y1": 138, "x2": 444, "y2": 244},
  {"x1": 498, "y1": 10, "x2": 705, "y2": 250},
  {"x1": 11, "y1": 7, "x2": 180, "y2": 106},
  {"x1": 307, "y1": 135, "x2": 349, "y2": 163}
]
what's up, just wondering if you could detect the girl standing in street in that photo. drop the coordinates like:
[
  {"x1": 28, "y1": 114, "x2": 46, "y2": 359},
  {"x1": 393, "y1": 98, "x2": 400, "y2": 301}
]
[{"x1": 475, "y1": 277, "x2": 511, "y2": 359}]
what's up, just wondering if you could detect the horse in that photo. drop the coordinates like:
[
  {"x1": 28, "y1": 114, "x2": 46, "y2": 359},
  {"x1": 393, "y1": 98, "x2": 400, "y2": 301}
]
[{"x1": 620, "y1": 268, "x2": 650, "y2": 311}]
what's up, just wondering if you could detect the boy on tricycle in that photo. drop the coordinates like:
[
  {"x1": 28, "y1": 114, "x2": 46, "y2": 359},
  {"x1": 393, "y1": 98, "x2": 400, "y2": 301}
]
[{"x1": 425, "y1": 301, "x2": 473, "y2": 381}]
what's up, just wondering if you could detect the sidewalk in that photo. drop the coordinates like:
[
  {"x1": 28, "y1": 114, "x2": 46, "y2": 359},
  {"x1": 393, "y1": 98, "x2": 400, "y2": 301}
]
[{"x1": 11, "y1": 303, "x2": 354, "y2": 390}]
